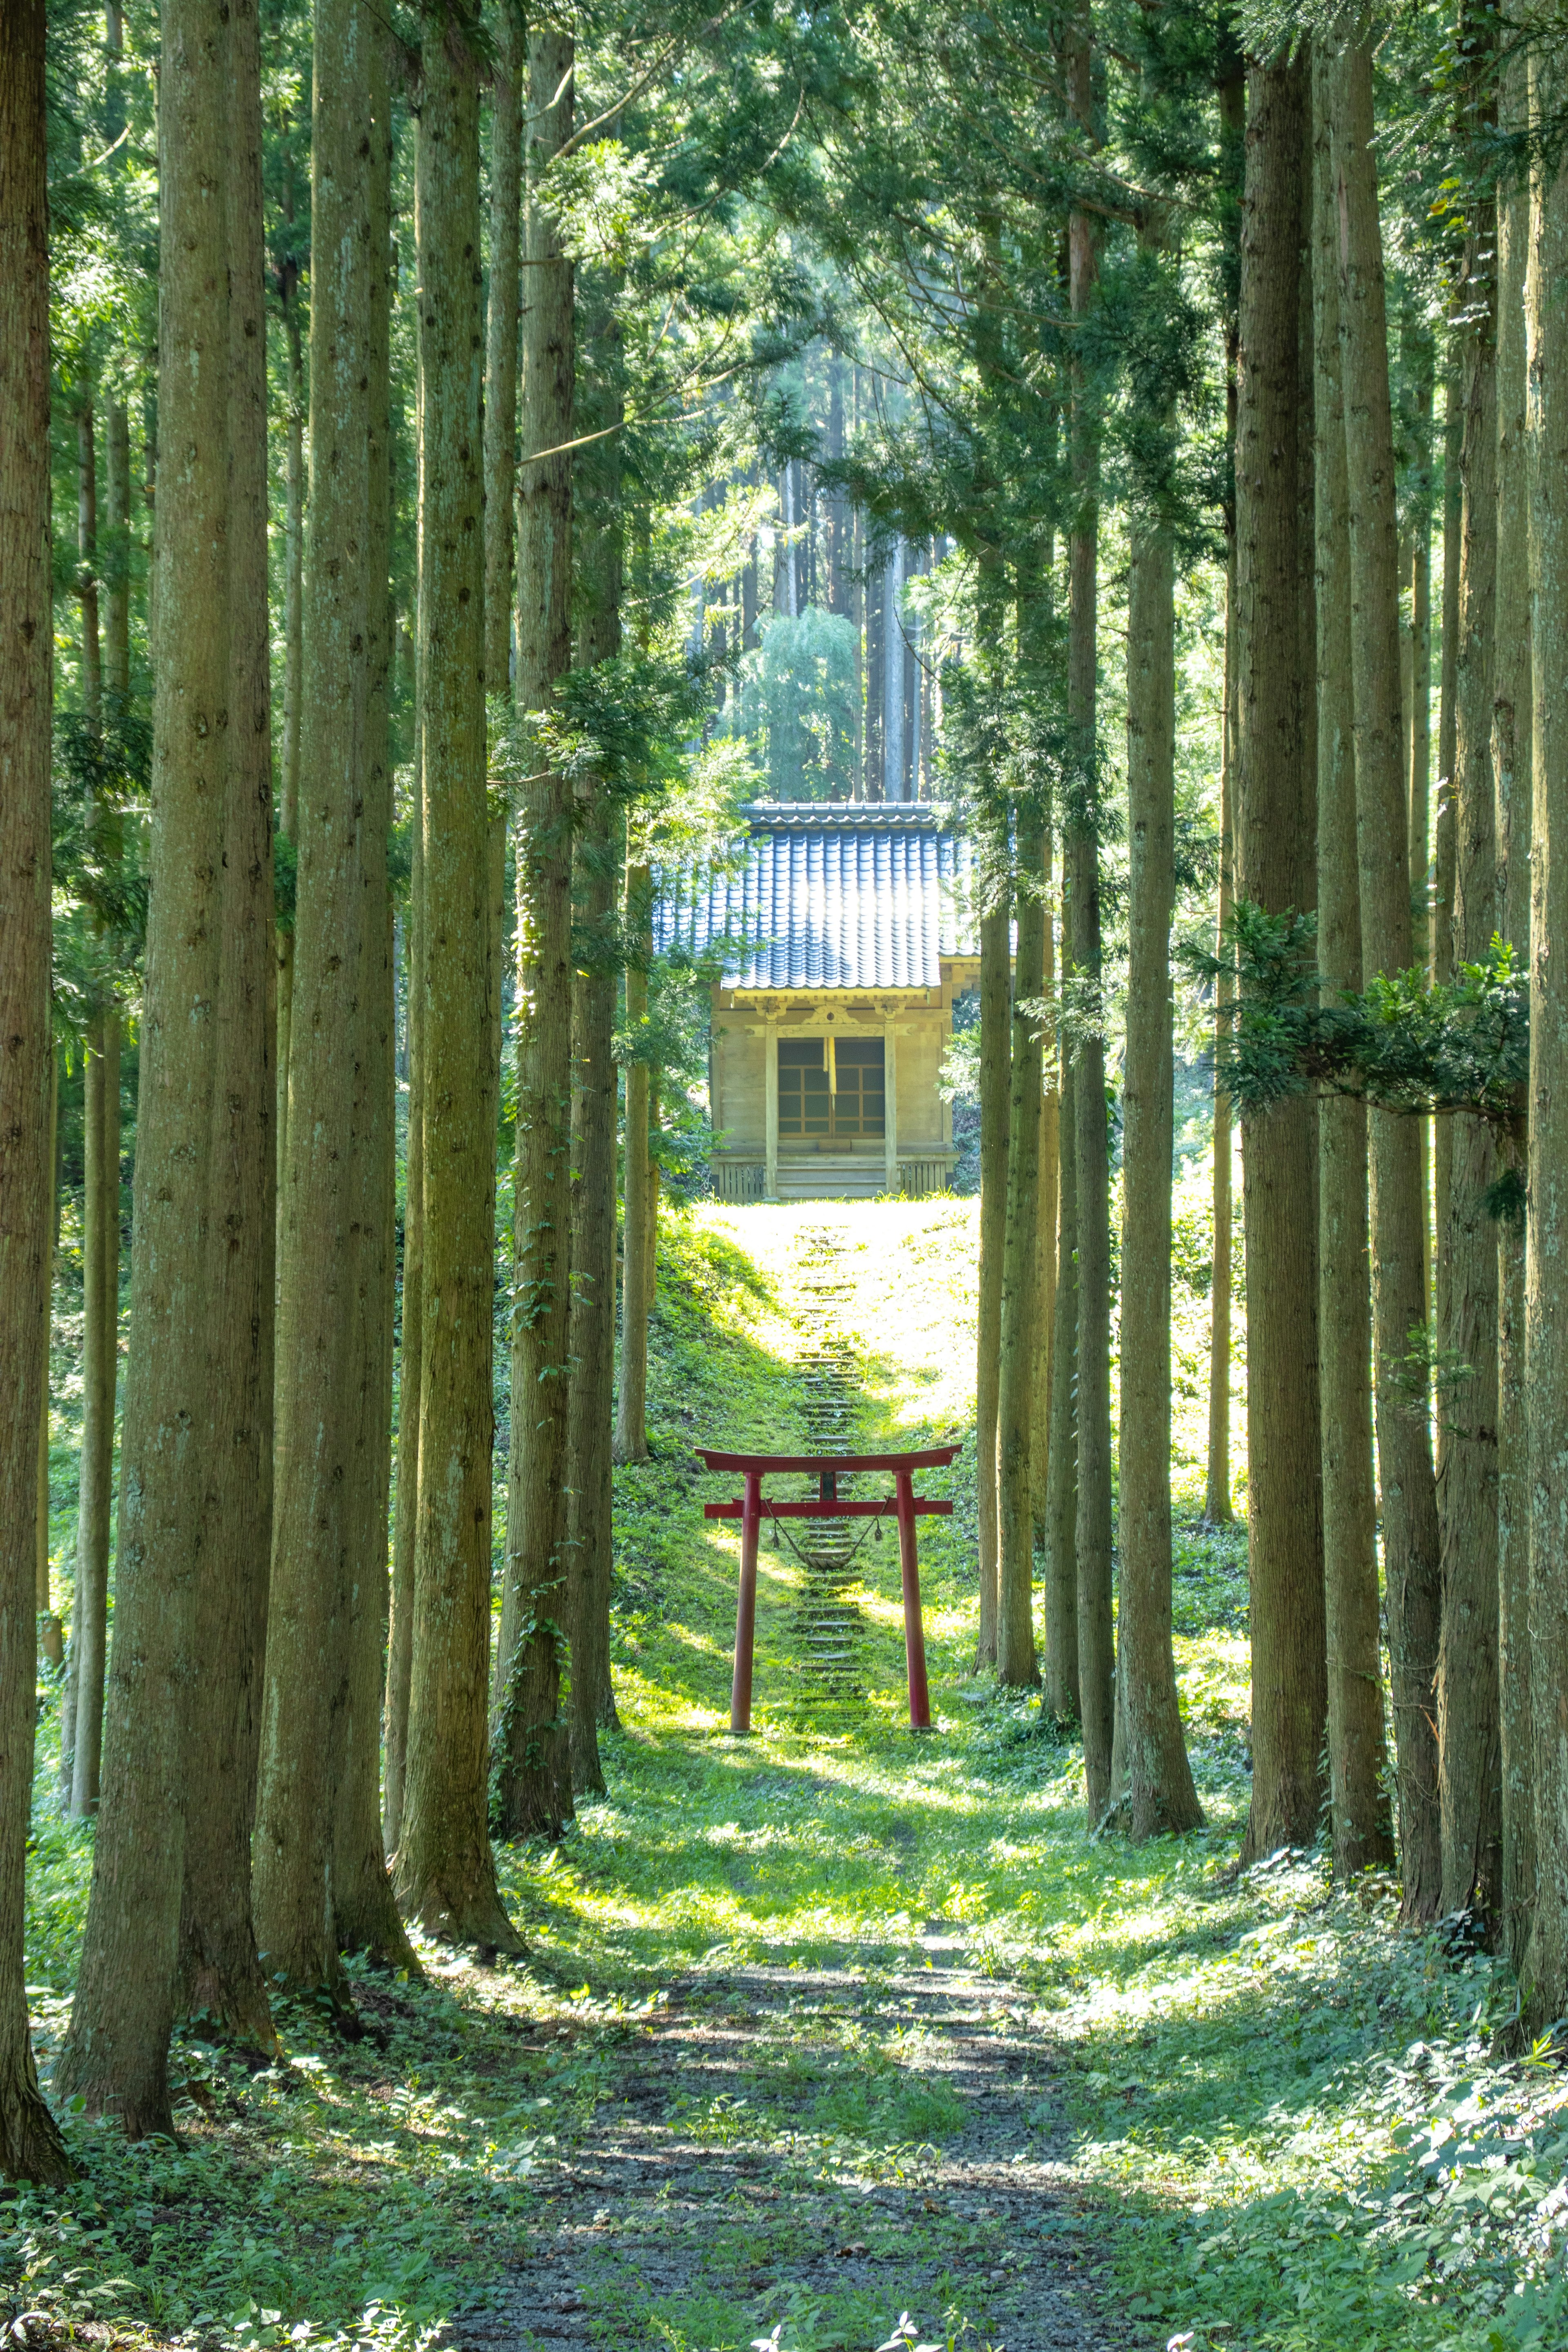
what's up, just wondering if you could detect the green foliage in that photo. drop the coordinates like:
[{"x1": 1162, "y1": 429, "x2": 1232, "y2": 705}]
[
  {"x1": 730, "y1": 608, "x2": 861, "y2": 802},
  {"x1": 1192, "y1": 902, "x2": 1530, "y2": 1143}
]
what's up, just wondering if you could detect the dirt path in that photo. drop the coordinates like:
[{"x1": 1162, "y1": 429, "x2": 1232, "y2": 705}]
[{"x1": 456, "y1": 1935, "x2": 1137, "y2": 2352}]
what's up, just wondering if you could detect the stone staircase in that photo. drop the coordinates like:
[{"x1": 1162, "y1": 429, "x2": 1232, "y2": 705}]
[{"x1": 785, "y1": 1230, "x2": 872, "y2": 1704}]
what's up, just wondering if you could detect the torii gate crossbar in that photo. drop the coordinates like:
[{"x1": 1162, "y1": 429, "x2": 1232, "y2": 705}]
[{"x1": 699, "y1": 1446, "x2": 958, "y2": 1734}]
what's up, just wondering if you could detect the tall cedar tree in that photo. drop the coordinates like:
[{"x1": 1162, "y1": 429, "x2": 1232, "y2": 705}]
[
  {"x1": 1494, "y1": 34, "x2": 1534, "y2": 1971},
  {"x1": 1031, "y1": 828, "x2": 1060, "y2": 1554},
  {"x1": 1438, "y1": 17, "x2": 1503, "y2": 1925},
  {"x1": 178, "y1": 0, "x2": 278, "y2": 2042},
  {"x1": 1311, "y1": 51, "x2": 1392, "y2": 1876},
  {"x1": 58, "y1": 0, "x2": 246, "y2": 2134},
  {"x1": 331, "y1": 58, "x2": 416, "y2": 1971},
  {"x1": 974, "y1": 810, "x2": 1009, "y2": 1671},
  {"x1": 1043, "y1": 1049, "x2": 1079, "y2": 1719},
  {"x1": 0, "y1": 0, "x2": 72, "y2": 2184},
  {"x1": 1234, "y1": 52, "x2": 1327, "y2": 1864},
  {"x1": 566, "y1": 403, "x2": 626, "y2": 1785},
  {"x1": 997, "y1": 800, "x2": 1043, "y2": 1688},
  {"x1": 494, "y1": 24, "x2": 577, "y2": 1838},
  {"x1": 1332, "y1": 42, "x2": 1442, "y2": 1916},
  {"x1": 384, "y1": 730, "x2": 423, "y2": 1852},
  {"x1": 394, "y1": 12, "x2": 520, "y2": 1953},
  {"x1": 255, "y1": 0, "x2": 385, "y2": 1998},
  {"x1": 69, "y1": 1001, "x2": 117, "y2": 1815},
  {"x1": 1067, "y1": 2, "x2": 1114, "y2": 1819},
  {"x1": 614, "y1": 858, "x2": 654, "y2": 1464},
  {"x1": 1520, "y1": 46, "x2": 1568, "y2": 2039},
  {"x1": 484, "y1": 7, "x2": 523, "y2": 690},
  {"x1": 1120, "y1": 451, "x2": 1203, "y2": 1839}
]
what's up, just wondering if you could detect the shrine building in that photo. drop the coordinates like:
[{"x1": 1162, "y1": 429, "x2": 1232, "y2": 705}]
[{"x1": 657, "y1": 800, "x2": 979, "y2": 1202}]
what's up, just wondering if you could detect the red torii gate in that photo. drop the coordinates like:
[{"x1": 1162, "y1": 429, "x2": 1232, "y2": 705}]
[{"x1": 699, "y1": 1446, "x2": 958, "y2": 1734}]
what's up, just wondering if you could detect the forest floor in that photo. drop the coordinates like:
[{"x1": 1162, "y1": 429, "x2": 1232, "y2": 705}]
[{"x1": 13, "y1": 1197, "x2": 1567, "y2": 2352}]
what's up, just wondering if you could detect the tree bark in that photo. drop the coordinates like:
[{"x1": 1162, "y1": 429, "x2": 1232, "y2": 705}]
[
  {"x1": 254, "y1": 0, "x2": 385, "y2": 2000},
  {"x1": 36, "y1": 1054, "x2": 60, "y2": 1673},
  {"x1": 104, "y1": 400, "x2": 131, "y2": 701},
  {"x1": 1207, "y1": 336, "x2": 1238, "y2": 1528},
  {"x1": 1439, "y1": 208, "x2": 1502, "y2": 1931},
  {"x1": 494, "y1": 25, "x2": 577, "y2": 1840},
  {"x1": 483, "y1": 5, "x2": 522, "y2": 693},
  {"x1": 58, "y1": 0, "x2": 235, "y2": 2136},
  {"x1": 566, "y1": 484, "x2": 623, "y2": 1790},
  {"x1": 1067, "y1": 292, "x2": 1113, "y2": 1822},
  {"x1": 1518, "y1": 45, "x2": 1568, "y2": 2038},
  {"x1": 1043, "y1": 1049, "x2": 1079, "y2": 1721},
  {"x1": 1031, "y1": 826, "x2": 1059, "y2": 1547},
  {"x1": 385, "y1": 658, "x2": 423, "y2": 1853},
  {"x1": 1234, "y1": 52, "x2": 1327, "y2": 1866},
  {"x1": 384, "y1": 722, "x2": 423, "y2": 1853},
  {"x1": 1333, "y1": 41, "x2": 1443, "y2": 1917},
  {"x1": 1311, "y1": 56, "x2": 1393, "y2": 1878},
  {"x1": 331, "y1": 67, "x2": 416, "y2": 1972},
  {"x1": 1493, "y1": 38, "x2": 1533, "y2": 1971},
  {"x1": 1434, "y1": 371, "x2": 1461, "y2": 1425},
  {"x1": 77, "y1": 397, "x2": 101, "y2": 725},
  {"x1": 394, "y1": 10, "x2": 520, "y2": 1952},
  {"x1": 1120, "y1": 483, "x2": 1203, "y2": 1840},
  {"x1": 997, "y1": 801, "x2": 1042, "y2": 1687},
  {"x1": 0, "y1": 0, "x2": 73, "y2": 2182},
  {"x1": 177, "y1": 0, "x2": 278, "y2": 2045},
  {"x1": 70, "y1": 1007, "x2": 119, "y2": 1816},
  {"x1": 613, "y1": 860, "x2": 653, "y2": 1466},
  {"x1": 975, "y1": 848, "x2": 1010, "y2": 1671}
]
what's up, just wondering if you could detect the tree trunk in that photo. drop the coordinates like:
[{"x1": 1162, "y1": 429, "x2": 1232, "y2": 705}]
[
  {"x1": 176, "y1": 0, "x2": 278, "y2": 2046},
  {"x1": 975, "y1": 849, "x2": 1010, "y2": 1670},
  {"x1": 1333, "y1": 41, "x2": 1443, "y2": 1917},
  {"x1": 1519, "y1": 48, "x2": 1568, "y2": 2036},
  {"x1": 565, "y1": 471, "x2": 623, "y2": 1788},
  {"x1": 997, "y1": 802, "x2": 1042, "y2": 1687},
  {"x1": 331, "y1": 71, "x2": 416, "y2": 1973},
  {"x1": 58, "y1": 0, "x2": 235, "y2": 2136},
  {"x1": 1066, "y1": 228, "x2": 1113, "y2": 1824},
  {"x1": 567, "y1": 784, "x2": 619, "y2": 1791},
  {"x1": 1311, "y1": 56, "x2": 1393, "y2": 1878},
  {"x1": 276, "y1": 280, "x2": 304, "y2": 1212},
  {"x1": 1031, "y1": 826, "x2": 1058, "y2": 1547},
  {"x1": 1408, "y1": 325, "x2": 1435, "y2": 1321},
  {"x1": 1120, "y1": 486, "x2": 1203, "y2": 1840},
  {"x1": 1043, "y1": 1049, "x2": 1079, "y2": 1721},
  {"x1": 483, "y1": 5, "x2": 521, "y2": 692},
  {"x1": 36, "y1": 1053, "x2": 60, "y2": 1672},
  {"x1": 613, "y1": 860, "x2": 653, "y2": 1466},
  {"x1": 104, "y1": 398, "x2": 131, "y2": 700},
  {"x1": 1207, "y1": 448, "x2": 1238, "y2": 1526},
  {"x1": 0, "y1": 0, "x2": 73, "y2": 2182},
  {"x1": 384, "y1": 722, "x2": 423, "y2": 1854},
  {"x1": 77, "y1": 396, "x2": 101, "y2": 725},
  {"x1": 1434, "y1": 370, "x2": 1461, "y2": 1422},
  {"x1": 1439, "y1": 218, "x2": 1502, "y2": 1931},
  {"x1": 1493, "y1": 38, "x2": 1533, "y2": 1971},
  {"x1": 70, "y1": 1006, "x2": 119, "y2": 1816},
  {"x1": 394, "y1": 12, "x2": 519, "y2": 1952},
  {"x1": 254, "y1": 0, "x2": 385, "y2": 2001},
  {"x1": 1234, "y1": 52, "x2": 1327, "y2": 1866},
  {"x1": 494, "y1": 26, "x2": 577, "y2": 1841}
]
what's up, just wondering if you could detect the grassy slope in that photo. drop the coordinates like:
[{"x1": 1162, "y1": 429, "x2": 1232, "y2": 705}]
[{"x1": 11, "y1": 1202, "x2": 1565, "y2": 2352}]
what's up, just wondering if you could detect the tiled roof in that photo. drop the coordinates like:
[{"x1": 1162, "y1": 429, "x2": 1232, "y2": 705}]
[{"x1": 655, "y1": 801, "x2": 977, "y2": 991}]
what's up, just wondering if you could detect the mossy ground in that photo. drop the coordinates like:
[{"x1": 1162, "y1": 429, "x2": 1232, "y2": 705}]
[{"x1": 15, "y1": 1197, "x2": 1565, "y2": 2352}]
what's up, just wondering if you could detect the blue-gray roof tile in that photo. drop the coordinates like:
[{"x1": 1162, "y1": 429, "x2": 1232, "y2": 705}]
[{"x1": 656, "y1": 801, "x2": 978, "y2": 990}]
